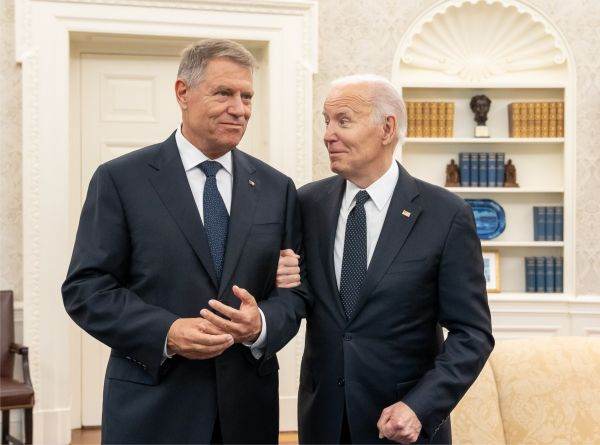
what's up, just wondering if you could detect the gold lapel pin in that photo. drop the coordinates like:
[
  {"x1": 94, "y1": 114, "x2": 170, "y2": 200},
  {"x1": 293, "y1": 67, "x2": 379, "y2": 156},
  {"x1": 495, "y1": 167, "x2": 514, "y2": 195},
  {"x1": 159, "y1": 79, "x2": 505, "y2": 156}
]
[
  {"x1": 249, "y1": 179, "x2": 256, "y2": 187},
  {"x1": 402, "y1": 209, "x2": 411, "y2": 218}
]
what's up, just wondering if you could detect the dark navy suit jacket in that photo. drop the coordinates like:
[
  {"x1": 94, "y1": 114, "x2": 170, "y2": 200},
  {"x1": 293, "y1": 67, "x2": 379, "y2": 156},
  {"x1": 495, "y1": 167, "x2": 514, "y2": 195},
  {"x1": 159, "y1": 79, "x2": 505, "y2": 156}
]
[
  {"x1": 295, "y1": 163, "x2": 494, "y2": 444},
  {"x1": 62, "y1": 132, "x2": 309, "y2": 444}
]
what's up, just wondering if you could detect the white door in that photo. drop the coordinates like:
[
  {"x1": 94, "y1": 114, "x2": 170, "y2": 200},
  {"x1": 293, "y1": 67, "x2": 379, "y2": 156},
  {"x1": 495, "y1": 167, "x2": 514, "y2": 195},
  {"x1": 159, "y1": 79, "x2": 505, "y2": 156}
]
[{"x1": 78, "y1": 50, "x2": 299, "y2": 428}]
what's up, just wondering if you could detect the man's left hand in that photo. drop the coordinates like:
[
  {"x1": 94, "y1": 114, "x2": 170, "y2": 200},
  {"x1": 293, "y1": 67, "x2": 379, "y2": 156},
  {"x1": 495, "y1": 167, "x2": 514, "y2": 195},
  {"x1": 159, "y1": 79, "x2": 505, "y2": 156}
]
[
  {"x1": 200, "y1": 285, "x2": 262, "y2": 344},
  {"x1": 377, "y1": 401, "x2": 422, "y2": 444}
]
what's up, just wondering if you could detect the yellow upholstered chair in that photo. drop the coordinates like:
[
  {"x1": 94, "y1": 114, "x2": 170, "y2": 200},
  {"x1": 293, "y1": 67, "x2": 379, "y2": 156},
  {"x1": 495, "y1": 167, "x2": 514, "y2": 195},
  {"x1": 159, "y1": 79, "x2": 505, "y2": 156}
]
[{"x1": 452, "y1": 337, "x2": 600, "y2": 444}]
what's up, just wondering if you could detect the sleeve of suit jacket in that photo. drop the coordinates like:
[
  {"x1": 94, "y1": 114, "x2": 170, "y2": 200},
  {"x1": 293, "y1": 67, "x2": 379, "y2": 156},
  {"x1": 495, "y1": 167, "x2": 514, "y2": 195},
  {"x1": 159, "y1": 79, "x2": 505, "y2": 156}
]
[
  {"x1": 401, "y1": 201, "x2": 494, "y2": 439},
  {"x1": 258, "y1": 178, "x2": 313, "y2": 360},
  {"x1": 62, "y1": 164, "x2": 179, "y2": 377}
]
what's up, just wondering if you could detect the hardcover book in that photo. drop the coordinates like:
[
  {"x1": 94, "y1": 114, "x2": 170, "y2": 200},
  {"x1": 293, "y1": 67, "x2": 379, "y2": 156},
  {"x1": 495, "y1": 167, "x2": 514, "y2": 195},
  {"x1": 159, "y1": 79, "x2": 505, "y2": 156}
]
[
  {"x1": 469, "y1": 152, "x2": 479, "y2": 187},
  {"x1": 496, "y1": 152, "x2": 505, "y2": 187},
  {"x1": 525, "y1": 257, "x2": 536, "y2": 292},
  {"x1": 534, "y1": 206, "x2": 547, "y2": 241},
  {"x1": 545, "y1": 256, "x2": 555, "y2": 292},
  {"x1": 554, "y1": 206, "x2": 563, "y2": 241},
  {"x1": 479, "y1": 152, "x2": 488, "y2": 187},
  {"x1": 535, "y1": 257, "x2": 546, "y2": 292},
  {"x1": 459, "y1": 152, "x2": 470, "y2": 187},
  {"x1": 555, "y1": 257, "x2": 564, "y2": 292},
  {"x1": 546, "y1": 206, "x2": 555, "y2": 242}
]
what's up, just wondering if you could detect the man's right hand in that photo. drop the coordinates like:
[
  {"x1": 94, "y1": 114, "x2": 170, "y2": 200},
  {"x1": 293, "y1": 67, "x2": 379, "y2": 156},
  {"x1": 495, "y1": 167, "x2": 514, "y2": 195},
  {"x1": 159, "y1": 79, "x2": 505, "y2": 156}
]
[
  {"x1": 167, "y1": 318, "x2": 234, "y2": 360},
  {"x1": 276, "y1": 249, "x2": 301, "y2": 288}
]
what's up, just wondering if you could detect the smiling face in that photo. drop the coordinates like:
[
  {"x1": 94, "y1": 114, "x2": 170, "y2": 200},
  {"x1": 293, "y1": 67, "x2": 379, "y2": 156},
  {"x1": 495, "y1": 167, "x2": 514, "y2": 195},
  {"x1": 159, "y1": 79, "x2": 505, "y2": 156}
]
[
  {"x1": 176, "y1": 57, "x2": 253, "y2": 158},
  {"x1": 323, "y1": 83, "x2": 394, "y2": 187}
]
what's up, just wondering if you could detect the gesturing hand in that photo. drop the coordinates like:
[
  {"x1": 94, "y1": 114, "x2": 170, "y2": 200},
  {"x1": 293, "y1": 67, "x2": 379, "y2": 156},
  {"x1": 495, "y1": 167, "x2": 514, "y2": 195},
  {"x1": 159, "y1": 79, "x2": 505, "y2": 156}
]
[
  {"x1": 200, "y1": 285, "x2": 262, "y2": 344},
  {"x1": 276, "y1": 249, "x2": 301, "y2": 288},
  {"x1": 167, "y1": 317, "x2": 233, "y2": 360},
  {"x1": 377, "y1": 401, "x2": 422, "y2": 444}
]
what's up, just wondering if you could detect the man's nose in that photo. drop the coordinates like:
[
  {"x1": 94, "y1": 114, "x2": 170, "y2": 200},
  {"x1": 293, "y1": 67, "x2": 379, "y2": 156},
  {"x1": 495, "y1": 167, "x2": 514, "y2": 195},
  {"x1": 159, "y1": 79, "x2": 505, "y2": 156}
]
[
  {"x1": 324, "y1": 124, "x2": 337, "y2": 142},
  {"x1": 228, "y1": 95, "x2": 245, "y2": 118}
]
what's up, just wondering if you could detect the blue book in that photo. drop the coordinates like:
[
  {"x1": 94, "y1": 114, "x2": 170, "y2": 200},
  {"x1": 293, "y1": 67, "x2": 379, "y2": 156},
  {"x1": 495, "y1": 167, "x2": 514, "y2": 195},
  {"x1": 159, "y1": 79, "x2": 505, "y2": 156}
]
[
  {"x1": 525, "y1": 257, "x2": 536, "y2": 292},
  {"x1": 535, "y1": 257, "x2": 546, "y2": 292},
  {"x1": 469, "y1": 152, "x2": 479, "y2": 187},
  {"x1": 496, "y1": 152, "x2": 505, "y2": 187},
  {"x1": 546, "y1": 206, "x2": 555, "y2": 242},
  {"x1": 459, "y1": 152, "x2": 470, "y2": 187},
  {"x1": 534, "y1": 207, "x2": 547, "y2": 241},
  {"x1": 479, "y1": 153, "x2": 488, "y2": 187},
  {"x1": 554, "y1": 206, "x2": 563, "y2": 241},
  {"x1": 555, "y1": 257, "x2": 563, "y2": 293},
  {"x1": 488, "y1": 153, "x2": 497, "y2": 187},
  {"x1": 545, "y1": 256, "x2": 555, "y2": 292}
]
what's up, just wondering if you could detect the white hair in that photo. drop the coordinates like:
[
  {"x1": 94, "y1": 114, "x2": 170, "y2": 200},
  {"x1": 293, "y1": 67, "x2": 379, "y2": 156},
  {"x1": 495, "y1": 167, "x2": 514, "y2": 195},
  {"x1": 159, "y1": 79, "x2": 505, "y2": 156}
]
[{"x1": 330, "y1": 74, "x2": 407, "y2": 146}]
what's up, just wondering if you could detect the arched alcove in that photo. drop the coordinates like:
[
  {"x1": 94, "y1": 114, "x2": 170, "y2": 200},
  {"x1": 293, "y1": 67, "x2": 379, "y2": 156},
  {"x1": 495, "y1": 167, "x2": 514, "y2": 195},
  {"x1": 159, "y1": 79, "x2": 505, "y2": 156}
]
[{"x1": 391, "y1": 0, "x2": 587, "y2": 338}]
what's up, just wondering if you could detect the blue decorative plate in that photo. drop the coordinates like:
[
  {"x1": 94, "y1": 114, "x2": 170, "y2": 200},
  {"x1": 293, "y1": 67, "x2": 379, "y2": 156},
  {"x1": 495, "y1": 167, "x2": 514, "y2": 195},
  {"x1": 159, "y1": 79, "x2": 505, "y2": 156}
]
[{"x1": 465, "y1": 199, "x2": 506, "y2": 240}]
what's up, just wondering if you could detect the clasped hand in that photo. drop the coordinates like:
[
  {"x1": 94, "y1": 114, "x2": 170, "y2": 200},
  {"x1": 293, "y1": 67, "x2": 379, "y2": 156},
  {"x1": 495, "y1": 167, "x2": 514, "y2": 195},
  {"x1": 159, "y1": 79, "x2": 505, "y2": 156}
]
[{"x1": 167, "y1": 249, "x2": 300, "y2": 360}]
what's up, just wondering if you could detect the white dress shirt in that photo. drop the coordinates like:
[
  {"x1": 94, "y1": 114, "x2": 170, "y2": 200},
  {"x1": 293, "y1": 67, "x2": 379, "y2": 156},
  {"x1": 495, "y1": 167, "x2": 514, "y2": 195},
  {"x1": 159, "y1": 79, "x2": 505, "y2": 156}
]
[
  {"x1": 334, "y1": 161, "x2": 400, "y2": 288},
  {"x1": 163, "y1": 127, "x2": 266, "y2": 360}
]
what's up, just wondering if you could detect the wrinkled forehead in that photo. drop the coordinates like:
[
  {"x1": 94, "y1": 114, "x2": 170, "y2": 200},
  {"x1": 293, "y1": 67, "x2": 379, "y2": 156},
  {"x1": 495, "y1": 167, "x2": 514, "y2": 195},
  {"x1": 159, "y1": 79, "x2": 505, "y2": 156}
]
[{"x1": 323, "y1": 84, "x2": 374, "y2": 116}]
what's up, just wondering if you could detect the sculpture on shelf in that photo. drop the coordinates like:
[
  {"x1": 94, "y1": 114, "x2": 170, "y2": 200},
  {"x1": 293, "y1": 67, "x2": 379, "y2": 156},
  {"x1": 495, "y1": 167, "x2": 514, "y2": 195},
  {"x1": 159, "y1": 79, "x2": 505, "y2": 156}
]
[
  {"x1": 470, "y1": 94, "x2": 492, "y2": 138},
  {"x1": 445, "y1": 159, "x2": 460, "y2": 187},
  {"x1": 504, "y1": 159, "x2": 519, "y2": 187}
]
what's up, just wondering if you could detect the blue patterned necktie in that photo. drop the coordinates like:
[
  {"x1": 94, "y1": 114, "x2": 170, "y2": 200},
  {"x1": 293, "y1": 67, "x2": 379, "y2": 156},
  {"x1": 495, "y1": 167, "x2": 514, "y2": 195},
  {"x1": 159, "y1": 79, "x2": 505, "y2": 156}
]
[
  {"x1": 199, "y1": 160, "x2": 230, "y2": 282},
  {"x1": 339, "y1": 190, "x2": 370, "y2": 319}
]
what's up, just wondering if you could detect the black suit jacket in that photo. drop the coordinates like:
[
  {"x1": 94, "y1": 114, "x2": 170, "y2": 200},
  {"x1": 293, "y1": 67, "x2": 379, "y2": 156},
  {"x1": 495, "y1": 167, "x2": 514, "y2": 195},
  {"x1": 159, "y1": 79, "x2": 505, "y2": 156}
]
[
  {"x1": 296, "y1": 163, "x2": 494, "y2": 444},
  {"x1": 62, "y1": 132, "x2": 309, "y2": 444}
]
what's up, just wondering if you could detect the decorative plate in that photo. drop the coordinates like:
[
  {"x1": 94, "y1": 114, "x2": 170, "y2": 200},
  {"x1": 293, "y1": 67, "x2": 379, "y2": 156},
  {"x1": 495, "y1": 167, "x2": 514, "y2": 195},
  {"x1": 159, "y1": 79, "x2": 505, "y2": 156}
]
[{"x1": 465, "y1": 199, "x2": 506, "y2": 240}]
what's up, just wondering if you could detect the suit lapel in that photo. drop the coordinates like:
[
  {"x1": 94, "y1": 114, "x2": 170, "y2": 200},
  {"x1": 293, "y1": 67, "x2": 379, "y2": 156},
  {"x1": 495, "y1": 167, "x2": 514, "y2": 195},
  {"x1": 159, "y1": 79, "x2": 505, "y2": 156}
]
[
  {"x1": 318, "y1": 176, "x2": 347, "y2": 321},
  {"x1": 346, "y1": 162, "x2": 422, "y2": 325},
  {"x1": 217, "y1": 149, "x2": 258, "y2": 299},
  {"x1": 148, "y1": 132, "x2": 219, "y2": 289}
]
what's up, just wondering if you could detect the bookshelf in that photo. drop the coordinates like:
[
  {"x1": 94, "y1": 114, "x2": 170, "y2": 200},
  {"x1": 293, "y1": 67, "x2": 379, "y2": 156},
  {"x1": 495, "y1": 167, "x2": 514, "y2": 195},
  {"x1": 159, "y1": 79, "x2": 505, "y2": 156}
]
[{"x1": 392, "y1": 0, "x2": 575, "y2": 301}]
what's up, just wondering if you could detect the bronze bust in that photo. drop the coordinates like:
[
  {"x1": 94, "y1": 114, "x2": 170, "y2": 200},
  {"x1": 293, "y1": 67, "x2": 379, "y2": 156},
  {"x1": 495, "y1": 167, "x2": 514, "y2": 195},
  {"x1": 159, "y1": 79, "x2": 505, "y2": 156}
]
[{"x1": 470, "y1": 94, "x2": 492, "y2": 137}]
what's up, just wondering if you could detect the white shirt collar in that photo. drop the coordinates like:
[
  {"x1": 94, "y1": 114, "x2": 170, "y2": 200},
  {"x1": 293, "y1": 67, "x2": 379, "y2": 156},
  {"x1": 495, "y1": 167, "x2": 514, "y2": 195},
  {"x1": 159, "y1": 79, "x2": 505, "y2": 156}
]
[
  {"x1": 343, "y1": 161, "x2": 399, "y2": 212},
  {"x1": 175, "y1": 125, "x2": 233, "y2": 175}
]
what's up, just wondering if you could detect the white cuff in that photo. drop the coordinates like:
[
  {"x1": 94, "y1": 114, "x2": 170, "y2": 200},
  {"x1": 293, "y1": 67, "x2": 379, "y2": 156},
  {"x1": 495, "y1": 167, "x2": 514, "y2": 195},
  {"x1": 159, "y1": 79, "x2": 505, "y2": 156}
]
[
  {"x1": 243, "y1": 308, "x2": 267, "y2": 359},
  {"x1": 161, "y1": 334, "x2": 175, "y2": 365}
]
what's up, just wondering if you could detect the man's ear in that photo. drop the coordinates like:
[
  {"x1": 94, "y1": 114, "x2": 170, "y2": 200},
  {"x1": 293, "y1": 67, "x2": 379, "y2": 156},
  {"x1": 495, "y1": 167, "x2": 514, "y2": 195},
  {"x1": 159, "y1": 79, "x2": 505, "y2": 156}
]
[
  {"x1": 175, "y1": 79, "x2": 188, "y2": 110},
  {"x1": 382, "y1": 115, "x2": 397, "y2": 146}
]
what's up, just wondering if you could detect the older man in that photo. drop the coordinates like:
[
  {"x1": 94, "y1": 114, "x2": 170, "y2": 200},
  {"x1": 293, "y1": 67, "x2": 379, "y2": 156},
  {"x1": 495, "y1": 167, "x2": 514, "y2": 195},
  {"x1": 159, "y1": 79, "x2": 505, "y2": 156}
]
[
  {"x1": 62, "y1": 39, "x2": 308, "y2": 444},
  {"x1": 276, "y1": 75, "x2": 494, "y2": 444}
]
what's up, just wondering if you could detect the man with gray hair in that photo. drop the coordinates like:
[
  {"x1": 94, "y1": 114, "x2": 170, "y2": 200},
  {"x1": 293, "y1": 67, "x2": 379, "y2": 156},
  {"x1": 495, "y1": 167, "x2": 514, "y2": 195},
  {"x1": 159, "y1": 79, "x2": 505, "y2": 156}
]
[
  {"x1": 63, "y1": 39, "x2": 308, "y2": 444},
  {"x1": 275, "y1": 74, "x2": 494, "y2": 443}
]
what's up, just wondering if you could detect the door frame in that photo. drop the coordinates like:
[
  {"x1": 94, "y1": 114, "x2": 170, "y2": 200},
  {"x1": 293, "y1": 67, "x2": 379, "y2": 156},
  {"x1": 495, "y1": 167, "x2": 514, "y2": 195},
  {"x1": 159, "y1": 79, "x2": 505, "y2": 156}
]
[{"x1": 16, "y1": 1, "x2": 317, "y2": 443}]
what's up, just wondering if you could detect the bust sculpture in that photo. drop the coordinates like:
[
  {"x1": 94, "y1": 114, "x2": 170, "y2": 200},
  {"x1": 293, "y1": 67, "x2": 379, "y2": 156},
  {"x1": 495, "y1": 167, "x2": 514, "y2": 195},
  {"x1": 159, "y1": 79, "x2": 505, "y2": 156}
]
[{"x1": 470, "y1": 94, "x2": 492, "y2": 137}]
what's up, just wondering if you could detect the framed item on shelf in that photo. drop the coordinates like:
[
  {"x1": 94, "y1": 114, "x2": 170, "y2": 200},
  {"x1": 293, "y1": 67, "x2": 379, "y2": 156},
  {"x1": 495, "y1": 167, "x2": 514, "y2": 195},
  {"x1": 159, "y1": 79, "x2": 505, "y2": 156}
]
[{"x1": 482, "y1": 250, "x2": 500, "y2": 293}]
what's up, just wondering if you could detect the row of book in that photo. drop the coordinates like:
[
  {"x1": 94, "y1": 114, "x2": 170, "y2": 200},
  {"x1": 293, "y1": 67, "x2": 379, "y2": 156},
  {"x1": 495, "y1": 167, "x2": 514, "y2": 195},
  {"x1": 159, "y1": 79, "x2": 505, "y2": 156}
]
[
  {"x1": 525, "y1": 256, "x2": 563, "y2": 293},
  {"x1": 533, "y1": 207, "x2": 564, "y2": 241},
  {"x1": 458, "y1": 152, "x2": 506, "y2": 187},
  {"x1": 407, "y1": 102, "x2": 455, "y2": 137},
  {"x1": 508, "y1": 102, "x2": 564, "y2": 138}
]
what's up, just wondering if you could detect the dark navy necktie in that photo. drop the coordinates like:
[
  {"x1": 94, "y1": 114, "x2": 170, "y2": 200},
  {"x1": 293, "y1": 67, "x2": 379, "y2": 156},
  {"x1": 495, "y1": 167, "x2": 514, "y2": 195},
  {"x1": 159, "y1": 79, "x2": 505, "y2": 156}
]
[
  {"x1": 199, "y1": 160, "x2": 229, "y2": 282},
  {"x1": 339, "y1": 190, "x2": 370, "y2": 319}
]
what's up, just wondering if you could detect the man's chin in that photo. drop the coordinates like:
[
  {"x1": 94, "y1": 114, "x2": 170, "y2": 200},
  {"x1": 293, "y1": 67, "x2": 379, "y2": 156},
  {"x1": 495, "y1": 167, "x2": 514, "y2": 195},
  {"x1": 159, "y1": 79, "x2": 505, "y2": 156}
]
[{"x1": 329, "y1": 160, "x2": 346, "y2": 175}]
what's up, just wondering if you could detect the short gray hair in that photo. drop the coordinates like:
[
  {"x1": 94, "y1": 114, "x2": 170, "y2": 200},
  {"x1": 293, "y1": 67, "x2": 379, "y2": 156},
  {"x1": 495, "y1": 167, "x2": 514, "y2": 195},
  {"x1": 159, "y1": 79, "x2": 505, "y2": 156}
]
[
  {"x1": 331, "y1": 74, "x2": 407, "y2": 145},
  {"x1": 178, "y1": 39, "x2": 256, "y2": 87}
]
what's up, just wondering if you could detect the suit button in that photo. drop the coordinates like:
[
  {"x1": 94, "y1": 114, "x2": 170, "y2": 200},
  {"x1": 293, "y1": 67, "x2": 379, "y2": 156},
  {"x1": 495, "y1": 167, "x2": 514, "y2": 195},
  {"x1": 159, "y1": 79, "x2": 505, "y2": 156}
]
[
  {"x1": 343, "y1": 334, "x2": 352, "y2": 341},
  {"x1": 337, "y1": 377, "x2": 345, "y2": 387}
]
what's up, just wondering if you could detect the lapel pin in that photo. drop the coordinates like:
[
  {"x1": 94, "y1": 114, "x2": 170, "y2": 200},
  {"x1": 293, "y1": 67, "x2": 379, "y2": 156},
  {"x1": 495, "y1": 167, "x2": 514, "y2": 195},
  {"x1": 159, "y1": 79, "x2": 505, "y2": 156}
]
[
  {"x1": 248, "y1": 179, "x2": 256, "y2": 187},
  {"x1": 402, "y1": 209, "x2": 411, "y2": 218}
]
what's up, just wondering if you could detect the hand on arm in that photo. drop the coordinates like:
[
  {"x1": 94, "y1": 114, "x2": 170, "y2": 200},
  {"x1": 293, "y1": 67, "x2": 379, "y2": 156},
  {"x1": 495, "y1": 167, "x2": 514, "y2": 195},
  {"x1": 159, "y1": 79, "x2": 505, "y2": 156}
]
[
  {"x1": 276, "y1": 249, "x2": 301, "y2": 288},
  {"x1": 377, "y1": 401, "x2": 422, "y2": 444}
]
